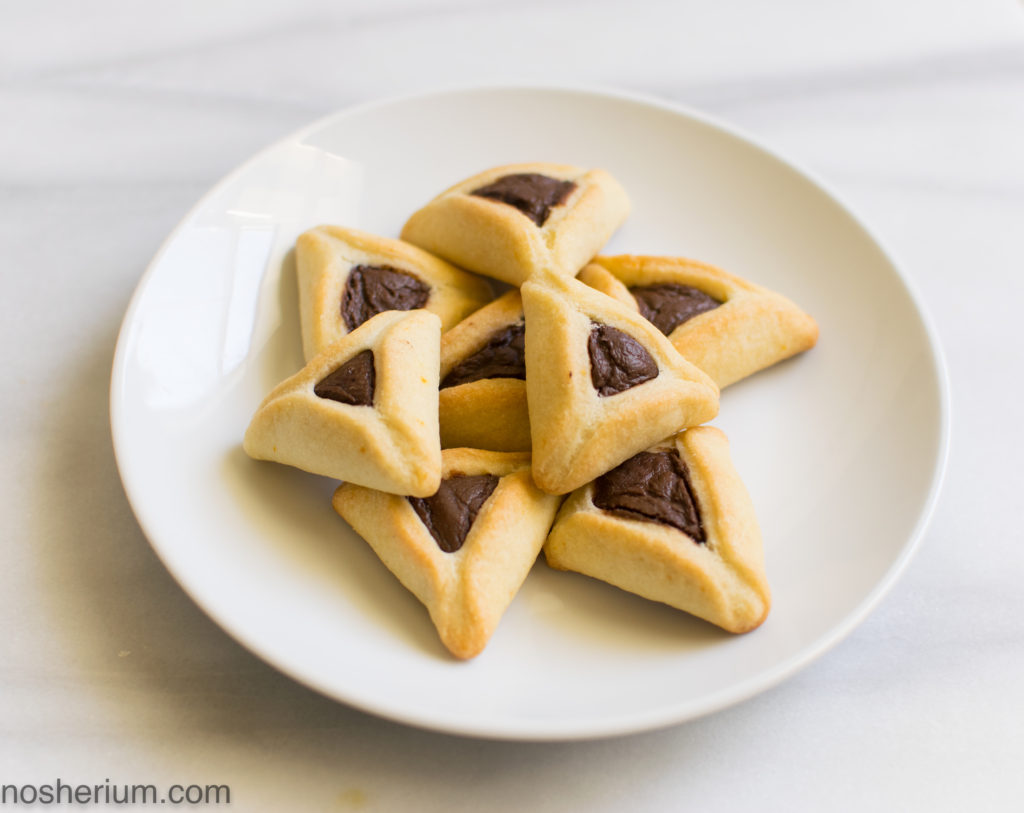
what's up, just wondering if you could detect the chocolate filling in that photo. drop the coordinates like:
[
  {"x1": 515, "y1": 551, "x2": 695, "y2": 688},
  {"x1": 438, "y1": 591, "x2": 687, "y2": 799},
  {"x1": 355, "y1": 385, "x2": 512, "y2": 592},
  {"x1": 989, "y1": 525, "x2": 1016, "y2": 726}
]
[
  {"x1": 588, "y1": 323, "x2": 659, "y2": 396},
  {"x1": 314, "y1": 349, "x2": 375, "y2": 406},
  {"x1": 441, "y1": 322, "x2": 526, "y2": 389},
  {"x1": 341, "y1": 264, "x2": 430, "y2": 330},
  {"x1": 409, "y1": 474, "x2": 500, "y2": 553},
  {"x1": 470, "y1": 173, "x2": 577, "y2": 227},
  {"x1": 592, "y1": 450, "x2": 705, "y2": 542},
  {"x1": 630, "y1": 283, "x2": 722, "y2": 335}
]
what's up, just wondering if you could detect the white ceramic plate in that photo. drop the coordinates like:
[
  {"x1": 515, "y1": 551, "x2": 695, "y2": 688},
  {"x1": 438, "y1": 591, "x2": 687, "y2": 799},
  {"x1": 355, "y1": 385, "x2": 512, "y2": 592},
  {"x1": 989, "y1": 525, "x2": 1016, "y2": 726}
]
[{"x1": 111, "y1": 87, "x2": 948, "y2": 741}]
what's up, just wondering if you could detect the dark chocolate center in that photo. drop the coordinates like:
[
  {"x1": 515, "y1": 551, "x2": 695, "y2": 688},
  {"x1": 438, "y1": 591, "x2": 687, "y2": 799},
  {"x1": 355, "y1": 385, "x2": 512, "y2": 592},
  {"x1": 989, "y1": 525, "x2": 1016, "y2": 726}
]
[
  {"x1": 592, "y1": 450, "x2": 705, "y2": 542},
  {"x1": 341, "y1": 264, "x2": 430, "y2": 331},
  {"x1": 588, "y1": 323, "x2": 659, "y2": 396},
  {"x1": 314, "y1": 349, "x2": 375, "y2": 406},
  {"x1": 470, "y1": 173, "x2": 577, "y2": 227},
  {"x1": 630, "y1": 283, "x2": 722, "y2": 335},
  {"x1": 441, "y1": 322, "x2": 526, "y2": 389},
  {"x1": 409, "y1": 474, "x2": 500, "y2": 553}
]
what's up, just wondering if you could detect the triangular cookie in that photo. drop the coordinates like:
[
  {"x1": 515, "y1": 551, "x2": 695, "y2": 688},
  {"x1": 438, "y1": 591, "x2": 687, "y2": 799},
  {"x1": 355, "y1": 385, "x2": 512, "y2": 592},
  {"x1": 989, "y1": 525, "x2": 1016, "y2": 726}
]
[
  {"x1": 544, "y1": 426, "x2": 770, "y2": 633},
  {"x1": 296, "y1": 225, "x2": 493, "y2": 361},
  {"x1": 332, "y1": 449, "x2": 562, "y2": 659},
  {"x1": 439, "y1": 290, "x2": 530, "y2": 452},
  {"x1": 243, "y1": 309, "x2": 442, "y2": 496},
  {"x1": 578, "y1": 255, "x2": 818, "y2": 388},
  {"x1": 400, "y1": 163, "x2": 630, "y2": 285},
  {"x1": 521, "y1": 271, "x2": 719, "y2": 495}
]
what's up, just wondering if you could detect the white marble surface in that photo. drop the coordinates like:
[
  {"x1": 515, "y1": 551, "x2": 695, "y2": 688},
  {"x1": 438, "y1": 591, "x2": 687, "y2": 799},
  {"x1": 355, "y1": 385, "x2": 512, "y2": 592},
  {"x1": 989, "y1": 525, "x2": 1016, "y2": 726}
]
[{"x1": 2, "y1": 1, "x2": 1023, "y2": 810}]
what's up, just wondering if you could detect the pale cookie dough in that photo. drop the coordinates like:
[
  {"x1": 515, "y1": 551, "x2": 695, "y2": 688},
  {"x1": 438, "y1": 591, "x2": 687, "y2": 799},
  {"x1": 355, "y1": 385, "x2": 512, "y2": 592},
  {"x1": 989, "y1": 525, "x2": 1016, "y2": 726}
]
[
  {"x1": 296, "y1": 224, "x2": 492, "y2": 361},
  {"x1": 400, "y1": 163, "x2": 630, "y2": 285},
  {"x1": 521, "y1": 270, "x2": 719, "y2": 495},
  {"x1": 579, "y1": 255, "x2": 818, "y2": 388},
  {"x1": 243, "y1": 309, "x2": 442, "y2": 496},
  {"x1": 544, "y1": 426, "x2": 770, "y2": 633},
  {"x1": 333, "y1": 449, "x2": 562, "y2": 659},
  {"x1": 439, "y1": 290, "x2": 530, "y2": 452}
]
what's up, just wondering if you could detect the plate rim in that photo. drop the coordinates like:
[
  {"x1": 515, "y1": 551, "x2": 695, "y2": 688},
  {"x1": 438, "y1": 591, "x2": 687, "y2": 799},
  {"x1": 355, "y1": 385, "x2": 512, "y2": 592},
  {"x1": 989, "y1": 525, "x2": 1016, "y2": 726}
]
[{"x1": 109, "y1": 83, "x2": 951, "y2": 741}]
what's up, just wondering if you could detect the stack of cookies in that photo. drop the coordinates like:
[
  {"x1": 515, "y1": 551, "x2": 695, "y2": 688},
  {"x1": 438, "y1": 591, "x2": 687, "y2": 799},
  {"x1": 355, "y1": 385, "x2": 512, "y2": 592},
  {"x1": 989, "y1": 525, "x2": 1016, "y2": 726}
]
[{"x1": 243, "y1": 163, "x2": 818, "y2": 659}]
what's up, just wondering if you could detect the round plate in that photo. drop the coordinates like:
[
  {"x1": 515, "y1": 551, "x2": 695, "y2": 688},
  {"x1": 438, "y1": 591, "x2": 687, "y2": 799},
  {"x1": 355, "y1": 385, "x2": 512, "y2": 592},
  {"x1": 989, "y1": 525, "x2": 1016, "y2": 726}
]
[{"x1": 111, "y1": 86, "x2": 949, "y2": 740}]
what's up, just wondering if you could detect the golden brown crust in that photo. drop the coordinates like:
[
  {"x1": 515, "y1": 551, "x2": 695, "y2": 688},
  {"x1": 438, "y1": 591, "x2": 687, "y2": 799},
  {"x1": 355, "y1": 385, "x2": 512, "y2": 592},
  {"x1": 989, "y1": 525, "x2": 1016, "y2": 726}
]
[
  {"x1": 243, "y1": 309, "x2": 442, "y2": 496},
  {"x1": 438, "y1": 290, "x2": 530, "y2": 451},
  {"x1": 400, "y1": 163, "x2": 630, "y2": 285},
  {"x1": 521, "y1": 271, "x2": 719, "y2": 495},
  {"x1": 332, "y1": 449, "x2": 562, "y2": 659},
  {"x1": 575, "y1": 263, "x2": 635, "y2": 307},
  {"x1": 584, "y1": 255, "x2": 819, "y2": 388},
  {"x1": 295, "y1": 225, "x2": 493, "y2": 361},
  {"x1": 439, "y1": 380, "x2": 531, "y2": 452},
  {"x1": 544, "y1": 426, "x2": 770, "y2": 633}
]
